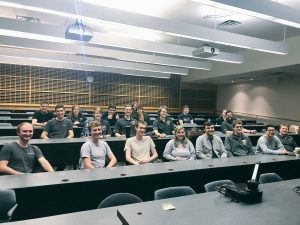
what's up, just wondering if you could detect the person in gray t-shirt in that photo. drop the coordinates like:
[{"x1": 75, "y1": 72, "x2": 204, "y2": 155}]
[
  {"x1": 80, "y1": 121, "x2": 117, "y2": 169},
  {"x1": 41, "y1": 104, "x2": 74, "y2": 139}
]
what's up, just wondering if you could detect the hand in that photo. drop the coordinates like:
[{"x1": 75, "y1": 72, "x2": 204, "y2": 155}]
[
  {"x1": 139, "y1": 159, "x2": 149, "y2": 164},
  {"x1": 108, "y1": 112, "x2": 113, "y2": 119},
  {"x1": 279, "y1": 149, "x2": 289, "y2": 154},
  {"x1": 174, "y1": 156, "x2": 184, "y2": 161},
  {"x1": 116, "y1": 113, "x2": 120, "y2": 120},
  {"x1": 250, "y1": 130, "x2": 257, "y2": 134},
  {"x1": 159, "y1": 133, "x2": 166, "y2": 138}
]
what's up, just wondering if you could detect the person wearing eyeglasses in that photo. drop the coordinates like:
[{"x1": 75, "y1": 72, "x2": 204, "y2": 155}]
[
  {"x1": 102, "y1": 103, "x2": 120, "y2": 127},
  {"x1": 79, "y1": 121, "x2": 117, "y2": 169},
  {"x1": 224, "y1": 120, "x2": 254, "y2": 157},
  {"x1": 256, "y1": 124, "x2": 288, "y2": 155}
]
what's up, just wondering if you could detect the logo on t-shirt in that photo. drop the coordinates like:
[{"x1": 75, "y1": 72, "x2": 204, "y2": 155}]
[{"x1": 166, "y1": 121, "x2": 171, "y2": 125}]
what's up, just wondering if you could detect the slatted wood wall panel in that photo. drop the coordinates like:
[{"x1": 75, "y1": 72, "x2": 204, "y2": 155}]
[{"x1": 0, "y1": 63, "x2": 216, "y2": 111}]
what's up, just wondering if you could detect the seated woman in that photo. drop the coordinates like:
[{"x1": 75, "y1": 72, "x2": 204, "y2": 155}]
[
  {"x1": 91, "y1": 107, "x2": 111, "y2": 136},
  {"x1": 79, "y1": 121, "x2": 117, "y2": 169},
  {"x1": 163, "y1": 125, "x2": 196, "y2": 161},
  {"x1": 67, "y1": 105, "x2": 87, "y2": 127}
]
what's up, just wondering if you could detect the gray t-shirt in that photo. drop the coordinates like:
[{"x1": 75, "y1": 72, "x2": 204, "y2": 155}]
[
  {"x1": 0, "y1": 142, "x2": 43, "y2": 173},
  {"x1": 80, "y1": 140, "x2": 113, "y2": 169},
  {"x1": 256, "y1": 135, "x2": 285, "y2": 154},
  {"x1": 44, "y1": 118, "x2": 73, "y2": 138}
]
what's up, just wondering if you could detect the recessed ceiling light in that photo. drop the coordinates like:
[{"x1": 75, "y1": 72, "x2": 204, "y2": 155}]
[
  {"x1": 231, "y1": 80, "x2": 235, "y2": 83},
  {"x1": 250, "y1": 78, "x2": 254, "y2": 81}
]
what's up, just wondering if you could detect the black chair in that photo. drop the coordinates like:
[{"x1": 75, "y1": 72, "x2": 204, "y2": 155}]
[
  {"x1": 154, "y1": 186, "x2": 196, "y2": 200},
  {"x1": 98, "y1": 193, "x2": 142, "y2": 209},
  {"x1": 259, "y1": 173, "x2": 283, "y2": 184},
  {"x1": 204, "y1": 180, "x2": 235, "y2": 192},
  {"x1": 0, "y1": 190, "x2": 18, "y2": 223}
]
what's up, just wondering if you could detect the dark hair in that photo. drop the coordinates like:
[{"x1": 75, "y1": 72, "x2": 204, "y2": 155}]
[
  {"x1": 55, "y1": 104, "x2": 65, "y2": 111},
  {"x1": 135, "y1": 120, "x2": 147, "y2": 128},
  {"x1": 225, "y1": 110, "x2": 232, "y2": 115},
  {"x1": 204, "y1": 121, "x2": 213, "y2": 128},
  {"x1": 279, "y1": 123, "x2": 289, "y2": 129},
  {"x1": 40, "y1": 100, "x2": 49, "y2": 105},
  {"x1": 182, "y1": 105, "x2": 189, "y2": 110},
  {"x1": 233, "y1": 120, "x2": 243, "y2": 127},
  {"x1": 124, "y1": 104, "x2": 132, "y2": 109},
  {"x1": 108, "y1": 104, "x2": 116, "y2": 110},
  {"x1": 16, "y1": 122, "x2": 34, "y2": 134},
  {"x1": 266, "y1": 124, "x2": 276, "y2": 131}
]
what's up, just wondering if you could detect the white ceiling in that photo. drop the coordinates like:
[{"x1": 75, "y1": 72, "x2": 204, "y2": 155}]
[{"x1": 0, "y1": 0, "x2": 300, "y2": 83}]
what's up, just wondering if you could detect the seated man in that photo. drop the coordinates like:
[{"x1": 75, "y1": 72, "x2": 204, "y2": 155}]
[
  {"x1": 114, "y1": 105, "x2": 137, "y2": 137},
  {"x1": 41, "y1": 104, "x2": 74, "y2": 139},
  {"x1": 277, "y1": 124, "x2": 298, "y2": 152},
  {"x1": 196, "y1": 121, "x2": 227, "y2": 159},
  {"x1": 222, "y1": 110, "x2": 256, "y2": 135},
  {"x1": 256, "y1": 124, "x2": 288, "y2": 155},
  {"x1": 80, "y1": 121, "x2": 117, "y2": 169},
  {"x1": 224, "y1": 120, "x2": 255, "y2": 157},
  {"x1": 178, "y1": 105, "x2": 194, "y2": 125},
  {"x1": 153, "y1": 106, "x2": 175, "y2": 137},
  {"x1": 0, "y1": 122, "x2": 54, "y2": 175},
  {"x1": 32, "y1": 100, "x2": 54, "y2": 127},
  {"x1": 102, "y1": 104, "x2": 120, "y2": 127},
  {"x1": 125, "y1": 120, "x2": 158, "y2": 165}
]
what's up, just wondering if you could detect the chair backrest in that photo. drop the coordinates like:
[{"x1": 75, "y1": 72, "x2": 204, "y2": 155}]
[
  {"x1": 259, "y1": 173, "x2": 283, "y2": 184},
  {"x1": 204, "y1": 180, "x2": 235, "y2": 192},
  {"x1": 154, "y1": 186, "x2": 196, "y2": 200},
  {"x1": 98, "y1": 193, "x2": 142, "y2": 209},
  {"x1": 0, "y1": 116, "x2": 11, "y2": 120},
  {"x1": 0, "y1": 190, "x2": 17, "y2": 222},
  {"x1": 0, "y1": 123, "x2": 13, "y2": 127}
]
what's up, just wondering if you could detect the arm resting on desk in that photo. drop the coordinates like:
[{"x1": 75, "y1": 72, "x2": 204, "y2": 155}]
[
  {"x1": 0, "y1": 160, "x2": 24, "y2": 175},
  {"x1": 38, "y1": 157, "x2": 54, "y2": 172}
]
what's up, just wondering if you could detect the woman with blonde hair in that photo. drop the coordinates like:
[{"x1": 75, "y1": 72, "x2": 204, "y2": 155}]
[
  {"x1": 91, "y1": 107, "x2": 111, "y2": 136},
  {"x1": 163, "y1": 125, "x2": 196, "y2": 161}
]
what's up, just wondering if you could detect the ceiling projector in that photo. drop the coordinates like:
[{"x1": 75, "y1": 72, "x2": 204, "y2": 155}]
[
  {"x1": 192, "y1": 46, "x2": 220, "y2": 58},
  {"x1": 65, "y1": 20, "x2": 93, "y2": 42}
]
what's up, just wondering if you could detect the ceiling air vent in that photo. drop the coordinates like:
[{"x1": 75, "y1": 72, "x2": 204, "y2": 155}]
[{"x1": 218, "y1": 20, "x2": 241, "y2": 27}]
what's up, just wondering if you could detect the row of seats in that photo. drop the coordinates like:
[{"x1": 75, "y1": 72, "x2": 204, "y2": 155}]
[{"x1": 98, "y1": 173, "x2": 283, "y2": 208}]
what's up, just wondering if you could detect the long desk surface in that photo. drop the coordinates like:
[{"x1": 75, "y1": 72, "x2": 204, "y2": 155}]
[
  {"x1": 1, "y1": 155, "x2": 299, "y2": 220},
  {"x1": 0, "y1": 126, "x2": 82, "y2": 138},
  {"x1": 8, "y1": 179, "x2": 299, "y2": 225},
  {"x1": 117, "y1": 178, "x2": 300, "y2": 225}
]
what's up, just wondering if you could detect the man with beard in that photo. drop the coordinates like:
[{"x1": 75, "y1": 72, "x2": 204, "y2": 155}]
[
  {"x1": 196, "y1": 121, "x2": 227, "y2": 159},
  {"x1": 0, "y1": 123, "x2": 54, "y2": 175},
  {"x1": 221, "y1": 110, "x2": 256, "y2": 135}
]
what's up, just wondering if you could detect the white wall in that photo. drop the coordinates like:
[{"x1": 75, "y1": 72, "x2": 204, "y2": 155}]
[{"x1": 217, "y1": 76, "x2": 300, "y2": 122}]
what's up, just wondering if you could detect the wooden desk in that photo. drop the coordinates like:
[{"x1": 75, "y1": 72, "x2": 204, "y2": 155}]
[
  {"x1": 1, "y1": 155, "x2": 299, "y2": 220},
  {"x1": 0, "y1": 126, "x2": 82, "y2": 138},
  {"x1": 117, "y1": 179, "x2": 300, "y2": 225}
]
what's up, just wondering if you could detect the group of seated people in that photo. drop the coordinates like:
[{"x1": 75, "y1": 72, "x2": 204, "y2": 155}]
[{"x1": 0, "y1": 102, "x2": 299, "y2": 175}]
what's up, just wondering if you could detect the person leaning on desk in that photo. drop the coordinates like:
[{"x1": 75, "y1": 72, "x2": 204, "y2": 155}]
[{"x1": 0, "y1": 122, "x2": 54, "y2": 175}]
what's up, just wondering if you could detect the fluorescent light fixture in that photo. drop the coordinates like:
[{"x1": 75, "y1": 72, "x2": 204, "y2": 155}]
[
  {"x1": 190, "y1": 0, "x2": 300, "y2": 29},
  {"x1": 0, "y1": 0, "x2": 287, "y2": 54}
]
